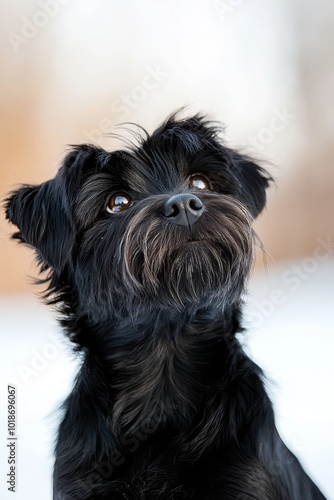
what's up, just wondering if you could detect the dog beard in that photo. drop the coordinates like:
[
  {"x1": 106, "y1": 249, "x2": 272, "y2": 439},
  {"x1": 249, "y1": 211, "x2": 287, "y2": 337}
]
[{"x1": 74, "y1": 192, "x2": 255, "y2": 320}]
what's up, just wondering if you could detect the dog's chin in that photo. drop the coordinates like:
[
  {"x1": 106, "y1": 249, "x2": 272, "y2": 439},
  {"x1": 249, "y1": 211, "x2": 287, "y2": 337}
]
[
  {"x1": 76, "y1": 238, "x2": 251, "y2": 322},
  {"x1": 125, "y1": 239, "x2": 252, "y2": 313}
]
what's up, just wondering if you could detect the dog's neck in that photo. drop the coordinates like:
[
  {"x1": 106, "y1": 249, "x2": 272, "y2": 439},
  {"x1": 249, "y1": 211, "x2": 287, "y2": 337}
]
[{"x1": 78, "y1": 304, "x2": 244, "y2": 440}]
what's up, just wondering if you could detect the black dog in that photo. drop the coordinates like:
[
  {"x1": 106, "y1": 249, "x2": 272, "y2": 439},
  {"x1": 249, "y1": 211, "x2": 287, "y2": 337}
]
[{"x1": 6, "y1": 113, "x2": 326, "y2": 499}]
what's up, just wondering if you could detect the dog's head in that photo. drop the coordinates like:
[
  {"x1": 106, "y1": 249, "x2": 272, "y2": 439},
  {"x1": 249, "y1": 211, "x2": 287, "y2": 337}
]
[{"x1": 5, "y1": 113, "x2": 272, "y2": 321}]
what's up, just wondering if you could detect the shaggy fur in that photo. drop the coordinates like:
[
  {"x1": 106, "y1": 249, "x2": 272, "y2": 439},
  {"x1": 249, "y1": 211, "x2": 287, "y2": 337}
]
[{"x1": 5, "y1": 112, "x2": 326, "y2": 499}]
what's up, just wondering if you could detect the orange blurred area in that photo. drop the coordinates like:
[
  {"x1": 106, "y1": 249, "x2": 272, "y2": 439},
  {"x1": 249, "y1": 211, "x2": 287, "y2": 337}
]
[{"x1": 1, "y1": 0, "x2": 334, "y2": 293}]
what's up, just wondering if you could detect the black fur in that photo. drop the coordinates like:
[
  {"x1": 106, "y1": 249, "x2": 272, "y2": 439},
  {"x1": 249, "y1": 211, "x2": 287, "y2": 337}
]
[{"x1": 5, "y1": 112, "x2": 326, "y2": 499}]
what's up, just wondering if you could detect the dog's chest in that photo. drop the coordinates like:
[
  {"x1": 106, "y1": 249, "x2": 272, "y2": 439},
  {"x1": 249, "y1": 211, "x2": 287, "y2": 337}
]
[{"x1": 104, "y1": 327, "x2": 226, "y2": 436}]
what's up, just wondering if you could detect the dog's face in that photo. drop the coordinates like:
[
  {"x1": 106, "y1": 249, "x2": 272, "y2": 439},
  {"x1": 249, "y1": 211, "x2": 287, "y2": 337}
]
[{"x1": 6, "y1": 114, "x2": 271, "y2": 321}]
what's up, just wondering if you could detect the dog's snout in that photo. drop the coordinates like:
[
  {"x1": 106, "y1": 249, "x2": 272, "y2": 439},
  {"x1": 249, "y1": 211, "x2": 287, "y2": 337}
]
[{"x1": 161, "y1": 193, "x2": 204, "y2": 227}]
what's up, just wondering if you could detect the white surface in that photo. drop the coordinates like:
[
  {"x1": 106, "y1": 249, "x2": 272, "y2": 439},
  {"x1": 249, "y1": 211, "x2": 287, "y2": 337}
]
[{"x1": 0, "y1": 259, "x2": 333, "y2": 499}]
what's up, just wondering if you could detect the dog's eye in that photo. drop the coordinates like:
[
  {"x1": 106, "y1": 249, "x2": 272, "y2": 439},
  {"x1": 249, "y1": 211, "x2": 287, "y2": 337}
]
[
  {"x1": 189, "y1": 175, "x2": 210, "y2": 190},
  {"x1": 107, "y1": 193, "x2": 133, "y2": 213}
]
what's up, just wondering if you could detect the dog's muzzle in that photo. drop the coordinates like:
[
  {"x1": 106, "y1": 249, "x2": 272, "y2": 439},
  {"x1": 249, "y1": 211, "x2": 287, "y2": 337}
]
[{"x1": 161, "y1": 193, "x2": 204, "y2": 228}]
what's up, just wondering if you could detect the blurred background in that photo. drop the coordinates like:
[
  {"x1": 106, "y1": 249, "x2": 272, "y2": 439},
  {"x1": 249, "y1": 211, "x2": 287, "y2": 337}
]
[{"x1": 0, "y1": 0, "x2": 333, "y2": 498}]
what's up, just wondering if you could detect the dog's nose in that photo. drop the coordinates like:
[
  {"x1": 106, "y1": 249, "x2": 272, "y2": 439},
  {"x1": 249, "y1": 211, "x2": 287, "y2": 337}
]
[{"x1": 161, "y1": 193, "x2": 204, "y2": 227}]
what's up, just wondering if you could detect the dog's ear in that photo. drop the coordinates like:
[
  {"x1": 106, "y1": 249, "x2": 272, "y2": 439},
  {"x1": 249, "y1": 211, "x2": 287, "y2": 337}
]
[
  {"x1": 231, "y1": 153, "x2": 273, "y2": 218},
  {"x1": 5, "y1": 144, "x2": 105, "y2": 271},
  {"x1": 5, "y1": 178, "x2": 74, "y2": 272},
  {"x1": 5, "y1": 144, "x2": 107, "y2": 272}
]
